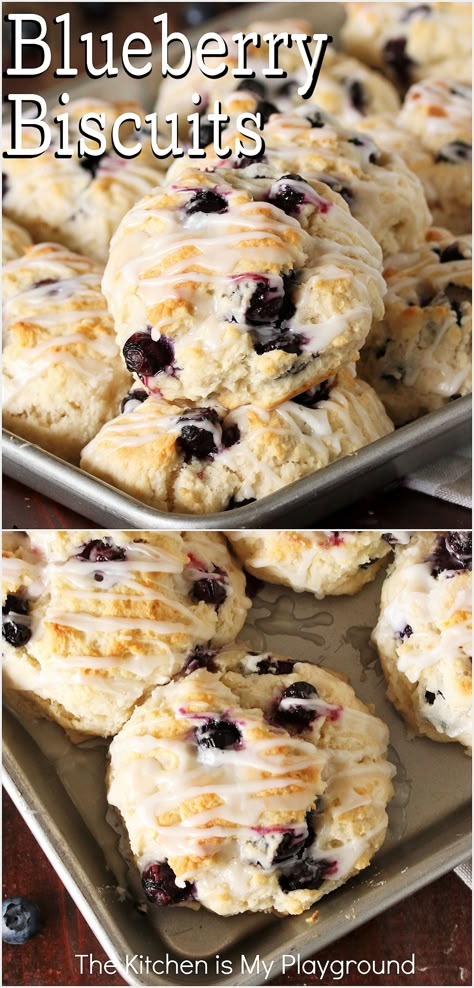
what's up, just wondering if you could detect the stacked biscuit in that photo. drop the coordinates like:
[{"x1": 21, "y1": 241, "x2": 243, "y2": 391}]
[{"x1": 3, "y1": 6, "x2": 472, "y2": 510}]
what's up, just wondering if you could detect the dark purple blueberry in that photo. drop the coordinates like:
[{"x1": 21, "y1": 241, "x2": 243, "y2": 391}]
[
  {"x1": 222, "y1": 424, "x2": 240, "y2": 449},
  {"x1": 79, "y1": 150, "x2": 108, "y2": 178},
  {"x1": 255, "y1": 100, "x2": 278, "y2": 125},
  {"x1": 347, "y1": 79, "x2": 367, "y2": 114},
  {"x1": 402, "y1": 4, "x2": 431, "y2": 21},
  {"x1": 272, "y1": 829, "x2": 308, "y2": 864},
  {"x1": 396, "y1": 624, "x2": 413, "y2": 641},
  {"x1": 76, "y1": 538, "x2": 127, "y2": 562},
  {"x1": 436, "y1": 140, "x2": 472, "y2": 163},
  {"x1": 192, "y1": 576, "x2": 227, "y2": 607},
  {"x1": 2, "y1": 173, "x2": 8, "y2": 199},
  {"x1": 194, "y1": 718, "x2": 242, "y2": 750},
  {"x1": 2, "y1": 620, "x2": 31, "y2": 647},
  {"x1": 236, "y1": 78, "x2": 266, "y2": 98},
  {"x1": 430, "y1": 532, "x2": 472, "y2": 578},
  {"x1": 279, "y1": 857, "x2": 336, "y2": 892},
  {"x1": 2, "y1": 897, "x2": 42, "y2": 944},
  {"x1": 120, "y1": 389, "x2": 149, "y2": 414},
  {"x1": 253, "y1": 331, "x2": 303, "y2": 356},
  {"x1": 235, "y1": 146, "x2": 267, "y2": 170},
  {"x1": 245, "y1": 280, "x2": 286, "y2": 326},
  {"x1": 142, "y1": 862, "x2": 195, "y2": 906},
  {"x1": 3, "y1": 594, "x2": 29, "y2": 617},
  {"x1": 177, "y1": 407, "x2": 220, "y2": 461},
  {"x1": 254, "y1": 656, "x2": 295, "y2": 676},
  {"x1": 292, "y1": 379, "x2": 331, "y2": 408},
  {"x1": 183, "y1": 644, "x2": 218, "y2": 675},
  {"x1": 268, "y1": 175, "x2": 306, "y2": 215},
  {"x1": 185, "y1": 189, "x2": 228, "y2": 216},
  {"x1": 274, "y1": 681, "x2": 318, "y2": 732},
  {"x1": 382, "y1": 37, "x2": 415, "y2": 87},
  {"x1": 424, "y1": 690, "x2": 436, "y2": 705},
  {"x1": 439, "y1": 243, "x2": 465, "y2": 263},
  {"x1": 306, "y1": 111, "x2": 325, "y2": 128},
  {"x1": 122, "y1": 333, "x2": 175, "y2": 377}
]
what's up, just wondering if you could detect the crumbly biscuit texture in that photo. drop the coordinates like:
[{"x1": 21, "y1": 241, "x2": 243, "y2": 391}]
[
  {"x1": 80, "y1": 367, "x2": 393, "y2": 515},
  {"x1": 169, "y1": 103, "x2": 431, "y2": 256},
  {"x1": 358, "y1": 81, "x2": 472, "y2": 234},
  {"x1": 2, "y1": 216, "x2": 33, "y2": 264},
  {"x1": 2, "y1": 99, "x2": 164, "y2": 263},
  {"x1": 359, "y1": 228, "x2": 472, "y2": 425},
  {"x1": 341, "y1": 3, "x2": 472, "y2": 89},
  {"x1": 103, "y1": 164, "x2": 386, "y2": 408},
  {"x1": 107, "y1": 643, "x2": 394, "y2": 915},
  {"x1": 2, "y1": 243, "x2": 131, "y2": 461},
  {"x1": 372, "y1": 531, "x2": 472, "y2": 751},
  {"x1": 227, "y1": 530, "x2": 393, "y2": 598},
  {"x1": 2, "y1": 530, "x2": 250, "y2": 737}
]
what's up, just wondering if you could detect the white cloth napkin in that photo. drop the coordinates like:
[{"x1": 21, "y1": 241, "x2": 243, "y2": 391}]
[
  {"x1": 403, "y1": 444, "x2": 472, "y2": 508},
  {"x1": 455, "y1": 859, "x2": 472, "y2": 889}
]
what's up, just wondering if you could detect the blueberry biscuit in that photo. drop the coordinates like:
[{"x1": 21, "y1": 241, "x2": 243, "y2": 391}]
[
  {"x1": 359, "y1": 228, "x2": 472, "y2": 425},
  {"x1": 103, "y1": 164, "x2": 385, "y2": 408},
  {"x1": 80, "y1": 368, "x2": 393, "y2": 514},
  {"x1": 2, "y1": 99, "x2": 164, "y2": 263},
  {"x1": 359, "y1": 80, "x2": 472, "y2": 234},
  {"x1": 372, "y1": 531, "x2": 472, "y2": 751},
  {"x1": 227, "y1": 530, "x2": 393, "y2": 598},
  {"x1": 107, "y1": 643, "x2": 394, "y2": 915},
  {"x1": 341, "y1": 3, "x2": 472, "y2": 90},
  {"x1": 2, "y1": 216, "x2": 32, "y2": 264},
  {"x1": 2, "y1": 243, "x2": 131, "y2": 461},
  {"x1": 2, "y1": 530, "x2": 250, "y2": 738},
  {"x1": 170, "y1": 103, "x2": 431, "y2": 255},
  {"x1": 302, "y1": 48, "x2": 401, "y2": 125}
]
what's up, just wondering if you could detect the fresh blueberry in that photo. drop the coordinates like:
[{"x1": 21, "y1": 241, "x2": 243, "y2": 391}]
[
  {"x1": 222, "y1": 424, "x2": 240, "y2": 449},
  {"x1": 3, "y1": 594, "x2": 29, "y2": 617},
  {"x1": 226, "y1": 496, "x2": 257, "y2": 510},
  {"x1": 245, "y1": 279, "x2": 287, "y2": 326},
  {"x1": 424, "y1": 690, "x2": 436, "y2": 705},
  {"x1": 254, "y1": 656, "x2": 295, "y2": 676},
  {"x1": 123, "y1": 333, "x2": 175, "y2": 377},
  {"x1": 185, "y1": 189, "x2": 228, "y2": 215},
  {"x1": 79, "y1": 150, "x2": 108, "y2": 178},
  {"x1": 272, "y1": 829, "x2": 308, "y2": 864},
  {"x1": 395, "y1": 624, "x2": 413, "y2": 641},
  {"x1": 236, "y1": 78, "x2": 266, "y2": 98},
  {"x1": 436, "y1": 140, "x2": 472, "y2": 163},
  {"x1": 253, "y1": 331, "x2": 303, "y2": 355},
  {"x1": 273, "y1": 681, "x2": 318, "y2": 732},
  {"x1": 347, "y1": 79, "x2": 367, "y2": 114},
  {"x1": 279, "y1": 857, "x2": 336, "y2": 892},
  {"x1": 177, "y1": 407, "x2": 220, "y2": 461},
  {"x1": 120, "y1": 389, "x2": 149, "y2": 414},
  {"x1": 439, "y1": 243, "x2": 465, "y2": 263},
  {"x1": 2, "y1": 897, "x2": 42, "y2": 944},
  {"x1": 255, "y1": 100, "x2": 278, "y2": 125},
  {"x1": 76, "y1": 538, "x2": 127, "y2": 562},
  {"x1": 292, "y1": 379, "x2": 331, "y2": 408},
  {"x1": 2, "y1": 620, "x2": 31, "y2": 647},
  {"x1": 183, "y1": 644, "x2": 218, "y2": 674},
  {"x1": 268, "y1": 175, "x2": 306, "y2": 215},
  {"x1": 382, "y1": 37, "x2": 415, "y2": 86},
  {"x1": 194, "y1": 718, "x2": 242, "y2": 750},
  {"x1": 306, "y1": 111, "x2": 326, "y2": 128},
  {"x1": 192, "y1": 574, "x2": 227, "y2": 607},
  {"x1": 142, "y1": 862, "x2": 195, "y2": 906},
  {"x1": 430, "y1": 532, "x2": 472, "y2": 577}
]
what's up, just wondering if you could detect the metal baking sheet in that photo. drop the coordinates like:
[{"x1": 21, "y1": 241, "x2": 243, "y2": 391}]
[
  {"x1": 2, "y1": 0, "x2": 472, "y2": 527},
  {"x1": 3, "y1": 567, "x2": 471, "y2": 986},
  {"x1": 2, "y1": 397, "x2": 472, "y2": 527}
]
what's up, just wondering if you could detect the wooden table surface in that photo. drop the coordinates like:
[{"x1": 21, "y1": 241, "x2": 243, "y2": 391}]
[{"x1": 2, "y1": 786, "x2": 471, "y2": 987}]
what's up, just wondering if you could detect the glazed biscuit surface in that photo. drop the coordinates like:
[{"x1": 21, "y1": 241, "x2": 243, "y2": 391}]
[
  {"x1": 108, "y1": 643, "x2": 394, "y2": 915},
  {"x1": 359, "y1": 228, "x2": 472, "y2": 425},
  {"x1": 2, "y1": 531, "x2": 250, "y2": 737},
  {"x1": 80, "y1": 368, "x2": 393, "y2": 514},
  {"x1": 2, "y1": 216, "x2": 33, "y2": 264},
  {"x1": 103, "y1": 164, "x2": 386, "y2": 408},
  {"x1": 372, "y1": 531, "x2": 472, "y2": 751},
  {"x1": 227, "y1": 530, "x2": 393, "y2": 598},
  {"x1": 2, "y1": 243, "x2": 131, "y2": 461}
]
